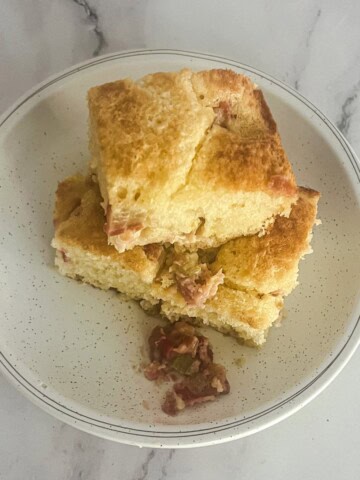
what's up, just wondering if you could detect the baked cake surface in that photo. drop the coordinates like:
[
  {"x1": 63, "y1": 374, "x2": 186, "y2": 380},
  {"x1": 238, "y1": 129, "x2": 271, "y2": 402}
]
[{"x1": 88, "y1": 69, "x2": 298, "y2": 252}]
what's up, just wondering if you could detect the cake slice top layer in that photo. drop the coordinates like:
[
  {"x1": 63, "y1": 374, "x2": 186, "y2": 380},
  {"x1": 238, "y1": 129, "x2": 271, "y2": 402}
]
[{"x1": 88, "y1": 68, "x2": 298, "y2": 252}]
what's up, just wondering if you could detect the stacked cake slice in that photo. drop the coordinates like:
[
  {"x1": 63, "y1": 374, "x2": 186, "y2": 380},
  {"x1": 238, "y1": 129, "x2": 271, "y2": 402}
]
[
  {"x1": 87, "y1": 69, "x2": 298, "y2": 251},
  {"x1": 52, "y1": 69, "x2": 319, "y2": 346}
]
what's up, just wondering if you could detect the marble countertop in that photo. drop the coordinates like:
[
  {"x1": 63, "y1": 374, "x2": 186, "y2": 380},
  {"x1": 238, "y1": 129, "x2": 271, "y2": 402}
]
[{"x1": 1, "y1": 1, "x2": 360, "y2": 478}]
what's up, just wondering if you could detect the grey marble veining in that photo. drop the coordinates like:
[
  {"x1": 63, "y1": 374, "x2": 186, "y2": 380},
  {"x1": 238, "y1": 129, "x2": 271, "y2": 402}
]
[
  {"x1": 1, "y1": 1, "x2": 360, "y2": 479},
  {"x1": 71, "y1": 0, "x2": 107, "y2": 57},
  {"x1": 337, "y1": 79, "x2": 360, "y2": 137},
  {"x1": 293, "y1": 8, "x2": 322, "y2": 91}
]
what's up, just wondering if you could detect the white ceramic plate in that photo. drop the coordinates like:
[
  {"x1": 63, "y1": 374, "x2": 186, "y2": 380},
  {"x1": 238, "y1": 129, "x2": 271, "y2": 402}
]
[{"x1": 0, "y1": 50, "x2": 359, "y2": 448}]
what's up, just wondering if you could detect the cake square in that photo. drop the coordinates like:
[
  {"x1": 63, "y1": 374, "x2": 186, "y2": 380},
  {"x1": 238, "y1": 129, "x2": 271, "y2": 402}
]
[{"x1": 88, "y1": 69, "x2": 298, "y2": 252}]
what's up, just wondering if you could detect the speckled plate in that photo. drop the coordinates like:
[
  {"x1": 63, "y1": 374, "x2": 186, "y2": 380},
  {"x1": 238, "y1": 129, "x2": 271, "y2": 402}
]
[{"x1": 0, "y1": 50, "x2": 359, "y2": 448}]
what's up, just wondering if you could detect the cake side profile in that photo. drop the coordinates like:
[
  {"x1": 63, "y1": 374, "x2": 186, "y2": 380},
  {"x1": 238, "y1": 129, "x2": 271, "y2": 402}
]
[
  {"x1": 212, "y1": 187, "x2": 320, "y2": 296},
  {"x1": 52, "y1": 175, "x2": 319, "y2": 346},
  {"x1": 88, "y1": 69, "x2": 298, "y2": 252},
  {"x1": 52, "y1": 175, "x2": 165, "y2": 300}
]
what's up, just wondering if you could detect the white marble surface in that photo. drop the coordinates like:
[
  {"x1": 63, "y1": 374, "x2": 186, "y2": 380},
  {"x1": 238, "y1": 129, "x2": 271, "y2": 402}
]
[{"x1": 1, "y1": 0, "x2": 360, "y2": 478}]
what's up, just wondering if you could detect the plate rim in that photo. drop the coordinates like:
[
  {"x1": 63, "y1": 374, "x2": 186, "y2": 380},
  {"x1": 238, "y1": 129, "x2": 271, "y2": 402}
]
[{"x1": 1, "y1": 48, "x2": 359, "y2": 447}]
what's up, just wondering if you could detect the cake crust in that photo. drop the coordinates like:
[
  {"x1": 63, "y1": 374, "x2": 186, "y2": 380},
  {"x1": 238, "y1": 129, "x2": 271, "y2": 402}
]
[
  {"x1": 88, "y1": 69, "x2": 298, "y2": 252},
  {"x1": 212, "y1": 187, "x2": 320, "y2": 295},
  {"x1": 53, "y1": 175, "x2": 163, "y2": 283}
]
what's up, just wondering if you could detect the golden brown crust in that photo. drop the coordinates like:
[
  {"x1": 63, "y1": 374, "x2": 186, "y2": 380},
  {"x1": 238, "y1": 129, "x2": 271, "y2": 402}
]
[
  {"x1": 158, "y1": 283, "x2": 283, "y2": 341},
  {"x1": 191, "y1": 69, "x2": 255, "y2": 99},
  {"x1": 53, "y1": 175, "x2": 163, "y2": 276},
  {"x1": 192, "y1": 69, "x2": 277, "y2": 137},
  {"x1": 53, "y1": 174, "x2": 92, "y2": 227},
  {"x1": 297, "y1": 186, "x2": 321, "y2": 198},
  {"x1": 212, "y1": 187, "x2": 320, "y2": 294},
  {"x1": 189, "y1": 70, "x2": 296, "y2": 195},
  {"x1": 88, "y1": 68, "x2": 298, "y2": 251},
  {"x1": 88, "y1": 69, "x2": 214, "y2": 189},
  {"x1": 253, "y1": 89, "x2": 277, "y2": 135},
  {"x1": 188, "y1": 126, "x2": 297, "y2": 195},
  {"x1": 208, "y1": 285, "x2": 284, "y2": 330}
]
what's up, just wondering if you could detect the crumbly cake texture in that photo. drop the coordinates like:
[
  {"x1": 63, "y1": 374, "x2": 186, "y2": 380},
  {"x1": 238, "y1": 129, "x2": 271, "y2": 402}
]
[
  {"x1": 52, "y1": 175, "x2": 319, "y2": 346},
  {"x1": 52, "y1": 175, "x2": 164, "y2": 300},
  {"x1": 88, "y1": 69, "x2": 298, "y2": 253},
  {"x1": 212, "y1": 187, "x2": 320, "y2": 296}
]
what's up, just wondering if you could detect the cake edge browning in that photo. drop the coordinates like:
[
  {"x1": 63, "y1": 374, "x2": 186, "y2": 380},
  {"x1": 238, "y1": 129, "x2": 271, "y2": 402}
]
[{"x1": 87, "y1": 68, "x2": 298, "y2": 253}]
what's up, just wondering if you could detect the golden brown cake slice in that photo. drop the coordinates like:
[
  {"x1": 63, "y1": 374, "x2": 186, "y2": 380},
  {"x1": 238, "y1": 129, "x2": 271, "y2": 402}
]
[
  {"x1": 152, "y1": 285, "x2": 283, "y2": 347},
  {"x1": 52, "y1": 175, "x2": 318, "y2": 346},
  {"x1": 88, "y1": 69, "x2": 298, "y2": 252},
  {"x1": 211, "y1": 187, "x2": 320, "y2": 296},
  {"x1": 160, "y1": 187, "x2": 320, "y2": 345},
  {"x1": 52, "y1": 175, "x2": 164, "y2": 301}
]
